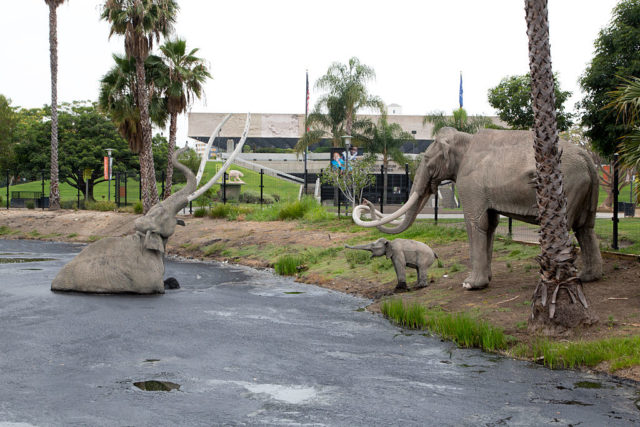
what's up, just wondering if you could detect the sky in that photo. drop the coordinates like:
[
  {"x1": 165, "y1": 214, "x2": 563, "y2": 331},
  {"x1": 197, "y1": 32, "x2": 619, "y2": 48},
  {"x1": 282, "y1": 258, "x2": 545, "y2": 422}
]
[{"x1": 0, "y1": 0, "x2": 621, "y2": 146}]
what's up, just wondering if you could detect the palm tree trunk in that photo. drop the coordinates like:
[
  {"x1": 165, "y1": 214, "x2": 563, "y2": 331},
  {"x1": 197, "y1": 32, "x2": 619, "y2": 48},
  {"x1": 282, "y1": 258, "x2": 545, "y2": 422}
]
[
  {"x1": 525, "y1": 0, "x2": 597, "y2": 333},
  {"x1": 382, "y1": 155, "x2": 388, "y2": 205},
  {"x1": 48, "y1": 1, "x2": 60, "y2": 210},
  {"x1": 164, "y1": 112, "x2": 177, "y2": 199},
  {"x1": 135, "y1": 57, "x2": 159, "y2": 213}
]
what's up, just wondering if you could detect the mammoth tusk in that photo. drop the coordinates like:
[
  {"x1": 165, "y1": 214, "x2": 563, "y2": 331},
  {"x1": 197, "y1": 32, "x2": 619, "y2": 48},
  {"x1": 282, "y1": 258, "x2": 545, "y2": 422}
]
[
  {"x1": 188, "y1": 113, "x2": 251, "y2": 202},
  {"x1": 195, "y1": 113, "x2": 232, "y2": 186},
  {"x1": 352, "y1": 193, "x2": 419, "y2": 227}
]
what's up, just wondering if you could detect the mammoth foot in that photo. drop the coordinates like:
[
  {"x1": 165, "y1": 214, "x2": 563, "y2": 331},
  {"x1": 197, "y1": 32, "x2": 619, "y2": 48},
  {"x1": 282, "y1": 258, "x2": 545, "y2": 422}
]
[
  {"x1": 414, "y1": 281, "x2": 429, "y2": 290},
  {"x1": 578, "y1": 269, "x2": 602, "y2": 283},
  {"x1": 394, "y1": 282, "x2": 409, "y2": 293},
  {"x1": 462, "y1": 273, "x2": 489, "y2": 290}
]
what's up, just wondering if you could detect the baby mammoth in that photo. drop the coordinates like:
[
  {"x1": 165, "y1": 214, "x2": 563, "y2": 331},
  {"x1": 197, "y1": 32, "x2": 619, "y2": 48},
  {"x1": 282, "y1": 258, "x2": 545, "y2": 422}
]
[{"x1": 345, "y1": 238, "x2": 438, "y2": 292}]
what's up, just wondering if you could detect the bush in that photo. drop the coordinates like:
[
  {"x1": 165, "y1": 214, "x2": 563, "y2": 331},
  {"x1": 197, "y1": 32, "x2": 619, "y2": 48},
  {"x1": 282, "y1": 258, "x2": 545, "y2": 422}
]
[
  {"x1": 26, "y1": 200, "x2": 35, "y2": 209},
  {"x1": 61, "y1": 200, "x2": 86, "y2": 210},
  {"x1": 193, "y1": 207, "x2": 207, "y2": 217},
  {"x1": 86, "y1": 201, "x2": 117, "y2": 211},
  {"x1": 274, "y1": 254, "x2": 305, "y2": 275},
  {"x1": 345, "y1": 250, "x2": 371, "y2": 269},
  {"x1": 133, "y1": 200, "x2": 143, "y2": 214},
  {"x1": 239, "y1": 190, "x2": 274, "y2": 204},
  {"x1": 278, "y1": 197, "x2": 326, "y2": 221}
]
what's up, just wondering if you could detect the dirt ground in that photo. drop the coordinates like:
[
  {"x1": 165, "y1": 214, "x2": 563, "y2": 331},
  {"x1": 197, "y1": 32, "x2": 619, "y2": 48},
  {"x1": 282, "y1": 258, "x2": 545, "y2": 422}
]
[{"x1": 2, "y1": 209, "x2": 640, "y2": 380}]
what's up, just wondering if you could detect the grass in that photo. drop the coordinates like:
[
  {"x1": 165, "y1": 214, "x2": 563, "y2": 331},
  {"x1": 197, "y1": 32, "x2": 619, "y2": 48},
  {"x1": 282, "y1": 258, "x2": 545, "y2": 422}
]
[
  {"x1": 512, "y1": 336, "x2": 640, "y2": 371},
  {"x1": 274, "y1": 254, "x2": 306, "y2": 275},
  {"x1": 380, "y1": 299, "x2": 510, "y2": 352}
]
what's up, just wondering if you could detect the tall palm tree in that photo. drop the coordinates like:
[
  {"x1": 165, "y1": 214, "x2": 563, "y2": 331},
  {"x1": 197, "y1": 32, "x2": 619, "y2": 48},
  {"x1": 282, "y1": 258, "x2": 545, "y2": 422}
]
[
  {"x1": 295, "y1": 95, "x2": 371, "y2": 154},
  {"x1": 101, "y1": 0, "x2": 178, "y2": 213},
  {"x1": 525, "y1": 0, "x2": 596, "y2": 332},
  {"x1": 315, "y1": 57, "x2": 384, "y2": 136},
  {"x1": 158, "y1": 38, "x2": 211, "y2": 199},
  {"x1": 98, "y1": 54, "x2": 167, "y2": 178},
  {"x1": 44, "y1": 0, "x2": 67, "y2": 210},
  {"x1": 361, "y1": 112, "x2": 414, "y2": 204}
]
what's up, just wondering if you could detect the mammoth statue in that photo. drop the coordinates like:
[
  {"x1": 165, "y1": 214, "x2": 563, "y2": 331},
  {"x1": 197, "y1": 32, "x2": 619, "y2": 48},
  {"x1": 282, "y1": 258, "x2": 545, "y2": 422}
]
[
  {"x1": 353, "y1": 127, "x2": 602, "y2": 290},
  {"x1": 51, "y1": 114, "x2": 249, "y2": 294},
  {"x1": 345, "y1": 238, "x2": 437, "y2": 292}
]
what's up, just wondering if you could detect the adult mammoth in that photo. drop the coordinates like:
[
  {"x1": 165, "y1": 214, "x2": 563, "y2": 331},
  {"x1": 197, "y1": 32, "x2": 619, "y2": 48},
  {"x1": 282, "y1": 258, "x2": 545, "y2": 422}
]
[
  {"x1": 353, "y1": 127, "x2": 602, "y2": 290},
  {"x1": 52, "y1": 114, "x2": 250, "y2": 294}
]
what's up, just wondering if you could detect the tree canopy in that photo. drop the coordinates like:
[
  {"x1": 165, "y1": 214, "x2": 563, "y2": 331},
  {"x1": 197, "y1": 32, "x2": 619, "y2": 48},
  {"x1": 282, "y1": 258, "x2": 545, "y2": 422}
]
[
  {"x1": 424, "y1": 108, "x2": 494, "y2": 134},
  {"x1": 578, "y1": 0, "x2": 640, "y2": 157},
  {"x1": 488, "y1": 73, "x2": 572, "y2": 131}
]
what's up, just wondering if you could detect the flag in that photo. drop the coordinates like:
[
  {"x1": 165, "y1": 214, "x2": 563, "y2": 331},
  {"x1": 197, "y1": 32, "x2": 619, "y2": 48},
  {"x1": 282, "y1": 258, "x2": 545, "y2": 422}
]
[
  {"x1": 459, "y1": 72, "x2": 463, "y2": 109},
  {"x1": 305, "y1": 70, "x2": 310, "y2": 133}
]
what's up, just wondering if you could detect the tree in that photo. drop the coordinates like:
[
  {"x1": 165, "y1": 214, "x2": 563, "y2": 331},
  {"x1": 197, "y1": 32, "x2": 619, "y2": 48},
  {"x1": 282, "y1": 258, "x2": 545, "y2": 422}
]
[
  {"x1": 101, "y1": 0, "x2": 178, "y2": 213},
  {"x1": 361, "y1": 112, "x2": 414, "y2": 204},
  {"x1": 98, "y1": 53, "x2": 168, "y2": 187},
  {"x1": 0, "y1": 95, "x2": 17, "y2": 177},
  {"x1": 321, "y1": 155, "x2": 376, "y2": 206},
  {"x1": 158, "y1": 38, "x2": 211, "y2": 199},
  {"x1": 525, "y1": 0, "x2": 596, "y2": 333},
  {"x1": 44, "y1": 0, "x2": 68, "y2": 210},
  {"x1": 488, "y1": 73, "x2": 573, "y2": 131},
  {"x1": 423, "y1": 108, "x2": 493, "y2": 134},
  {"x1": 561, "y1": 125, "x2": 633, "y2": 209},
  {"x1": 578, "y1": 0, "x2": 640, "y2": 158}
]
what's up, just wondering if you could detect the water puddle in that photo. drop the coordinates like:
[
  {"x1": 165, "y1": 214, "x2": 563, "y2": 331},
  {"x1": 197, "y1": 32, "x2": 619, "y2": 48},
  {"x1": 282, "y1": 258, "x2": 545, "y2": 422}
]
[
  {"x1": 144, "y1": 359, "x2": 160, "y2": 363},
  {"x1": 574, "y1": 381, "x2": 603, "y2": 389},
  {"x1": 0, "y1": 257, "x2": 55, "y2": 264},
  {"x1": 20, "y1": 268, "x2": 43, "y2": 271},
  {"x1": 133, "y1": 380, "x2": 180, "y2": 391}
]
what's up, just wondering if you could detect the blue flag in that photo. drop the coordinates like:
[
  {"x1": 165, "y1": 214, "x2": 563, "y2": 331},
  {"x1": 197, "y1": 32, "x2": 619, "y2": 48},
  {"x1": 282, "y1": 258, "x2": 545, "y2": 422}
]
[{"x1": 459, "y1": 72, "x2": 463, "y2": 109}]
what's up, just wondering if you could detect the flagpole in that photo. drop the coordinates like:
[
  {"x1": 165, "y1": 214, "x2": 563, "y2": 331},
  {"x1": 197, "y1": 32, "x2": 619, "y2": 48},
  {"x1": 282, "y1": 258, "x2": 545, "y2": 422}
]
[{"x1": 304, "y1": 69, "x2": 309, "y2": 195}]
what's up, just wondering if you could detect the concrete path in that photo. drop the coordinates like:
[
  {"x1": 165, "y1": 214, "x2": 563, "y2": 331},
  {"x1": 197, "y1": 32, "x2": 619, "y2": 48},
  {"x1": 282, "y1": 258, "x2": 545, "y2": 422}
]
[{"x1": 0, "y1": 239, "x2": 638, "y2": 426}]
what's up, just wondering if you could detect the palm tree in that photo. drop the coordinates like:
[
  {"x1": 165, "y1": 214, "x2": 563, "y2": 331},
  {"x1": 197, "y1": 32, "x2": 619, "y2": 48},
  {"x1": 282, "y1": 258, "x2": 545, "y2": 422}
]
[
  {"x1": 158, "y1": 38, "x2": 211, "y2": 199},
  {"x1": 44, "y1": 0, "x2": 67, "y2": 210},
  {"x1": 423, "y1": 108, "x2": 493, "y2": 134},
  {"x1": 98, "y1": 54, "x2": 167, "y2": 178},
  {"x1": 362, "y1": 112, "x2": 414, "y2": 204},
  {"x1": 315, "y1": 57, "x2": 384, "y2": 136},
  {"x1": 607, "y1": 75, "x2": 640, "y2": 169},
  {"x1": 101, "y1": 0, "x2": 178, "y2": 213},
  {"x1": 295, "y1": 96, "x2": 371, "y2": 154},
  {"x1": 525, "y1": 0, "x2": 596, "y2": 332}
]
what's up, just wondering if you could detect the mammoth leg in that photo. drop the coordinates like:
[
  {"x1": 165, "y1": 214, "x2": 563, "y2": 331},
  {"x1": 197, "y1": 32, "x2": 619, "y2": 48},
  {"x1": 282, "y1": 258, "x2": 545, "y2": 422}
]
[
  {"x1": 462, "y1": 210, "x2": 497, "y2": 290},
  {"x1": 415, "y1": 263, "x2": 428, "y2": 289},
  {"x1": 574, "y1": 226, "x2": 602, "y2": 282},
  {"x1": 391, "y1": 255, "x2": 408, "y2": 292}
]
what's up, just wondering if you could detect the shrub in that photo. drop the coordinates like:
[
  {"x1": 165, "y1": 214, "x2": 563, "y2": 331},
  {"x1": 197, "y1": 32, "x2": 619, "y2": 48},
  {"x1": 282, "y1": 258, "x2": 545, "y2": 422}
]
[
  {"x1": 274, "y1": 254, "x2": 305, "y2": 275},
  {"x1": 133, "y1": 200, "x2": 143, "y2": 214},
  {"x1": 193, "y1": 207, "x2": 207, "y2": 218},
  {"x1": 86, "y1": 201, "x2": 116, "y2": 211},
  {"x1": 239, "y1": 190, "x2": 274, "y2": 204},
  {"x1": 26, "y1": 200, "x2": 35, "y2": 209},
  {"x1": 61, "y1": 200, "x2": 85, "y2": 210},
  {"x1": 208, "y1": 204, "x2": 237, "y2": 219},
  {"x1": 278, "y1": 200, "x2": 307, "y2": 220}
]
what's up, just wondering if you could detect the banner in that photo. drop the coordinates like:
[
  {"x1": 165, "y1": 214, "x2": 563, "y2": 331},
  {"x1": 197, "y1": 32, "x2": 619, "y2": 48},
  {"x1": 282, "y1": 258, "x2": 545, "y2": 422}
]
[{"x1": 104, "y1": 157, "x2": 109, "y2": 180}]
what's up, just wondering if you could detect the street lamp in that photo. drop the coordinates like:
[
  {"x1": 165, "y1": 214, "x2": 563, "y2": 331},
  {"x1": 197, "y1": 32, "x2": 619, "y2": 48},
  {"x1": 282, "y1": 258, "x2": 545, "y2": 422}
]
[
  {"x1": 106, "y1": 148, "x2": 114, "y2": 201},
  {"x1": 342, "y1": 135, "x2": 352, "y2": 211}
]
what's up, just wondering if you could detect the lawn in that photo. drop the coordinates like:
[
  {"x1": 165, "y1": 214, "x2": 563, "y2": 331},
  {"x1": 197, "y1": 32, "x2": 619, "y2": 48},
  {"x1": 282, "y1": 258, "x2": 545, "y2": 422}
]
[{"x1": 1, "y1": 161, "x2": 302, "y2": 206}]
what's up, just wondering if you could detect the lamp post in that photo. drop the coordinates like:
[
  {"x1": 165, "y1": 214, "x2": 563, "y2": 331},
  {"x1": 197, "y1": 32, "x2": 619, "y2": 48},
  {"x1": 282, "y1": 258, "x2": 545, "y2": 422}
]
[
  {"x1": 342, "y1": 135, "x2": 352, "y2": 211},
  {"x1": 106, "y1": 148, "x2": 114, "y2": 201}
]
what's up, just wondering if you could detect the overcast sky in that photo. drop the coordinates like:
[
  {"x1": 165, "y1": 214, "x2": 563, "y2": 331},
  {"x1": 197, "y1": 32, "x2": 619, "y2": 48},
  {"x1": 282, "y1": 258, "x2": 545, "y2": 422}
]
[{"x1": 1, "y1": 0, "x2": 620, "y2": 146}]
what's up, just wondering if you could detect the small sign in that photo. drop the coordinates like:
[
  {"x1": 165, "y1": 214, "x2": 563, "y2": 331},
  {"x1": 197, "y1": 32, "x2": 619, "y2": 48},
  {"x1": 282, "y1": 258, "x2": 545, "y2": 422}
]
[{"x1": 83, "y1": 168, "x2": 92, "y2": 181}]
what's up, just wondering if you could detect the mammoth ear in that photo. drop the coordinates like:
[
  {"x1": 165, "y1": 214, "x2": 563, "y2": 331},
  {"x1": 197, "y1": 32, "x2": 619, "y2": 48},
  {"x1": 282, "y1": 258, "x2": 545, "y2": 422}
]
[
  {"x1": 384, "y1": 239, "x2": 393, "y2": 257},
  {"x1": 144, "y1": 230, "x2": 165, "y2": 253}
]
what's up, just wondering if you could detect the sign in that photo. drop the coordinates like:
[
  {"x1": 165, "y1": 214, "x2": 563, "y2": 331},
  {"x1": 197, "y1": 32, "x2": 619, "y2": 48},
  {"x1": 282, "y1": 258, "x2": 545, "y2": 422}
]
[{"x1": 83, "y1": 168, "x2": 92, "y2": 181}]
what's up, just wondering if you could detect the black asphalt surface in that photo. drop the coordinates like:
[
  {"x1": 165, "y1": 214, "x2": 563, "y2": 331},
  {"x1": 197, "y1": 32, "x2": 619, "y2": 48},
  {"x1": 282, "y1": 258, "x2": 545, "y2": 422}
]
[{"x1": 0, "y1": 239, "x2": 638, "y2": 426}]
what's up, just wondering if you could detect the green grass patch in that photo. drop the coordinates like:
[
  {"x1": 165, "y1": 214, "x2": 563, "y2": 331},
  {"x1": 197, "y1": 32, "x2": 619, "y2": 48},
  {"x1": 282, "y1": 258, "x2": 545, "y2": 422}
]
[
  {"x1": 88, "y1": 235, "x2": 101, "y2": 242},
  {"x1": 66, "y1": 233, "x2": 78, "y2": 238},
  {"x1": 345, "y1": 250, "x2": 371, "y2": 269},
  {"x1": 274, "y1": 254, "x2": 306, "y2": 276},
  {"x1": 381, "y1": 299, "x2": 510, "y2": 352},
  {"x1": 0, "y1": 226, "x2": 12, "y2": 236},
  {"x1": 513, "y1": 336, "x2": 640, "y2": 371}
]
